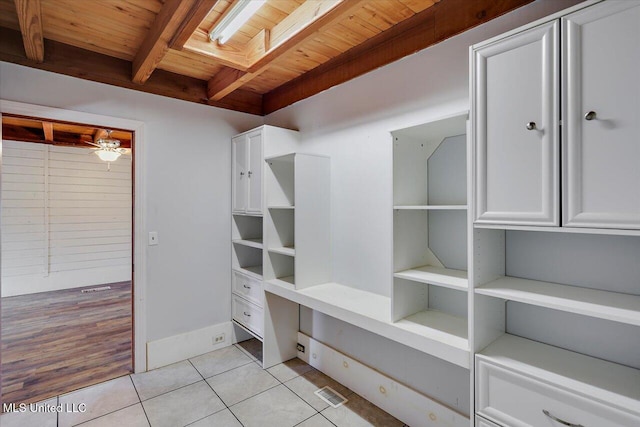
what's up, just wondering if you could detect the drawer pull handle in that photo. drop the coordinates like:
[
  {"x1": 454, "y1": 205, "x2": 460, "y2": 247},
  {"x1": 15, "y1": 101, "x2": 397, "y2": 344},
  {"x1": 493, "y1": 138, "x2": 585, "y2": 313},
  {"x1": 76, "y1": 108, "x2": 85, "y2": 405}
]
[
  {"x1": 243, "y1": 284, "x2": 251, "y2": 289},
  {"x1": 526, "y1": 121, "x2": 537, "y2": 130},
  {"x1": 243, "y1": 311, "x2": 251, "y2": 317},
  {"x1": 542, "y1": 409, "x2": 583, "y2": 427}
]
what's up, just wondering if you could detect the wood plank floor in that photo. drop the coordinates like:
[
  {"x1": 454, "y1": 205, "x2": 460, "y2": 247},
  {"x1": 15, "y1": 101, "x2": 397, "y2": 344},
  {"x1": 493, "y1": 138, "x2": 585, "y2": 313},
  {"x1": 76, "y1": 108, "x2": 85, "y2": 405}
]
[{"x1": 1, "y1": 281, "x2": 132, "y2": 406}]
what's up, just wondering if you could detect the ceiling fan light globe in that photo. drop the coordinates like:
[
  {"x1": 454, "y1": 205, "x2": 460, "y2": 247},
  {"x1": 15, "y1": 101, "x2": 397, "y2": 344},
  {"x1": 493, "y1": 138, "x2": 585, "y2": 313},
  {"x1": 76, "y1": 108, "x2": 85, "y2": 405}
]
[{"x1": 95, "y1": 150, "x2": 121, "y2": 162}]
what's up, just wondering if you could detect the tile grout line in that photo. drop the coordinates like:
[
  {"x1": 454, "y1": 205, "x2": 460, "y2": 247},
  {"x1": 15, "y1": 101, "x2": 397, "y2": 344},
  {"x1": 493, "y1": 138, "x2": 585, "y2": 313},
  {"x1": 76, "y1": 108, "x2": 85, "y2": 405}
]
[
  {"x1": 71, "y1": 403, "x2": 141, "y2": 427},
  {"x1": 191, "y1": 358, "x2": 255, "y2": 381},
  {"x1": 128, "y1": 375, "x2": 152, "y2": 427},
  {"x1": 192, "y1": 358, "x2": 246, "y2": 427},
  {"x1": 56, "y1": 374, "x2": 138, "y2": 427},
  {"x1": 188, "y1": 359, "x2": 242, "y2": 426},
  {"x1": 65, "y1": 376, "x2": 143, "y2": 426}
]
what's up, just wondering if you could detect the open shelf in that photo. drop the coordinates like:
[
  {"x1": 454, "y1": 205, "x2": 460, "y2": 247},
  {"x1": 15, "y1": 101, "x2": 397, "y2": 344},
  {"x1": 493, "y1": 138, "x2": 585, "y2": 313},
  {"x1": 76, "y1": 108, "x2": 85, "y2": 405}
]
[
  {"x1": 232, "y1": 238, "x2": 263, "y2": 250},
  {"x1": 235, "y1": 265, "x2": 263, "y2": 279},
  {"x1": 232, "y1": 319, "x2": 263, "y2": 343},
  {"x1": 478, "y1": 334, "x2": 640, "y2": 414},
  {"x1": 395, "y1": 310, "x2": 468, "y2": 350},
  {"x1": 394, "y1": 205, "x2": 467, "y2": 210},
  {"x1": 394, "y1": 265, "x2": 468, "y2": 291},
  {"x1": 268, "y1": 246, "x2": 295, "y2": 257},
  {"x1": 476, "y1": 276, "x2": 640, "y2": 326},
  {"x1": 264, "y1": 280, "x2": 470, "y2": 368},
  {"x1": 268, "y1": 205, "x2": 295, "y2": 210}
]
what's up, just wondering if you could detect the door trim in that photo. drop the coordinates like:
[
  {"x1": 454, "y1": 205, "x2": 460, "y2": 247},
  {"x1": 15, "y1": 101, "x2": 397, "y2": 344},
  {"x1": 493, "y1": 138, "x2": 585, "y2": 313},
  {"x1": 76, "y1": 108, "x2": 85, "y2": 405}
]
[{"x1": 0, "y1": 99, "x2": 147, "y2": 373}]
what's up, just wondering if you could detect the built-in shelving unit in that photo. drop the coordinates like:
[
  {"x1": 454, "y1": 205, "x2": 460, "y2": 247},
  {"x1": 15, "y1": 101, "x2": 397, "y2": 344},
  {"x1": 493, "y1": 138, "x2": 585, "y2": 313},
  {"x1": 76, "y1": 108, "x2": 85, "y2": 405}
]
[
  {"x1": 230, "y1": 126, "x2": 302, "y2": 350},
  {"x1": 263, "y1": 153, "x2": 331, "y2": 290},
  {"x1": 391, "y1": 113, "x2": 470, "y2": 363},
  {"x1": 470, "y1": 3, "x2": 640, "y2": 423}
]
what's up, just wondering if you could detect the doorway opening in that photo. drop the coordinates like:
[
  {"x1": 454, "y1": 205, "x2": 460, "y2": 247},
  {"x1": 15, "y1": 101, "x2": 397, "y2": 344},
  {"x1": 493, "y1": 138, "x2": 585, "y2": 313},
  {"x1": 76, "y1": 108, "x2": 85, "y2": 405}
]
[{"x1": 1, "y1": 114, "x2": 135, "y2": 406}]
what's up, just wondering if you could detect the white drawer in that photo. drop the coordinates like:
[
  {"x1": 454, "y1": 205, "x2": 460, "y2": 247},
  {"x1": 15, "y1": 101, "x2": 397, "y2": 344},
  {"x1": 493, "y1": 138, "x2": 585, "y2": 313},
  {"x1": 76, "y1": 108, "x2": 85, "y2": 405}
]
[
  {"x1": 232, "y1": 270, "x2": 263, "y2": 307},
  {"x1": 232, "y1": 295, "x2": 263, "y2": 338},
  {"x1": 476, "y1": 357, "x2": 640, "y2": 427},
  {"x1": 476, "y1": 415, "x2": 500, "y2": 427}
]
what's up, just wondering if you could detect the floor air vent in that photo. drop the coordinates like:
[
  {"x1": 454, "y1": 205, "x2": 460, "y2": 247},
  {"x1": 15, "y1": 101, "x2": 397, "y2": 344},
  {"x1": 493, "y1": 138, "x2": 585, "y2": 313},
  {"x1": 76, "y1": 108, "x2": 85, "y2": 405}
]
[
  {"x1": 314, "y1": 386, "x2": 348, "y2": 408},
  {"x1": 81, "y1": 286, "x2": 112, "y2": 293}
]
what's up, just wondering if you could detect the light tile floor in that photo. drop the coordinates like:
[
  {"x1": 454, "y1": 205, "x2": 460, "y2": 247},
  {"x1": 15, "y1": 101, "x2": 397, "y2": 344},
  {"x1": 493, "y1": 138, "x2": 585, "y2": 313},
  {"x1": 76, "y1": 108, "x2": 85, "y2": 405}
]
[{"x1": 0, "y1": 339, "x2": 407, "y2": 427}]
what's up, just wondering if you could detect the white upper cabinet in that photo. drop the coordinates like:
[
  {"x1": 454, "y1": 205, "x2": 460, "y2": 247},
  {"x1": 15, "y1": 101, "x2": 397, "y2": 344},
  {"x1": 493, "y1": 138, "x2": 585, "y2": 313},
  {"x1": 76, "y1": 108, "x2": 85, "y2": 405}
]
[
  {"x1": 562, "y1": 1, "x2": 640, "y2": 229},
  {"x1": 473, "y1": 22, "x2": 559, "y2": 226},
  {"x1": 247, "y1": 131, "x2": 263, "y2": 214},
  {"x1": 232, "y1": 130, "x2": 263, "y2": 215},
  {"x1": 232, "y1": 134, "x2": 248, "y2": 213}
]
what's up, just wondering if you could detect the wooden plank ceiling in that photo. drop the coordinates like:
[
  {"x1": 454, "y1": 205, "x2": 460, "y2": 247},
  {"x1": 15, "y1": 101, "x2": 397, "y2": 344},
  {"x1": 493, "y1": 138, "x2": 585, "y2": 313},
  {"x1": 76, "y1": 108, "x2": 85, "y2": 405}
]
[
  {"x1": 0, "y1": 0, "x2": 572, "y2": 116},
  {"x1": 2, "y1": 115, "x2": 133, "y2": 148}
]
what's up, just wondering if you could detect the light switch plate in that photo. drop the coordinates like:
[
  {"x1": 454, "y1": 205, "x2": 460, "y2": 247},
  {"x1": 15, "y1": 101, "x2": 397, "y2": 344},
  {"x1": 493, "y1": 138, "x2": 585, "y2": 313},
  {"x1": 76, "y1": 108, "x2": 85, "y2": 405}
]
[{"x1": 148, "y1": 231, "x2": 158, "y2": 246}]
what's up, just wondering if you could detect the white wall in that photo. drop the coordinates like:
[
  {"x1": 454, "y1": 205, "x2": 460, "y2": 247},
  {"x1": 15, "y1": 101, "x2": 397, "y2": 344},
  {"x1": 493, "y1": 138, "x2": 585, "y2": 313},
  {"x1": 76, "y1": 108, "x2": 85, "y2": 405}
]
[
  {"x1": 0, "y1": 63, "x2": 262, "y2": 342},
  {"x1": 1, "y1": 141, "x2": 132, "y2": 296},
  {"x1": 265, "y1": 0, "x2": 582, "y2": 414}
]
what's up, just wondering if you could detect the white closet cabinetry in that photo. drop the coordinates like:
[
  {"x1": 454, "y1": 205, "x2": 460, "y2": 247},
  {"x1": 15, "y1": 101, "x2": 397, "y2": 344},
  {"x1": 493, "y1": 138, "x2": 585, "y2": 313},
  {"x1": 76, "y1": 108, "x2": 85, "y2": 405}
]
[
  {"x1": 232, "y1": 130, "x2": 263, "y2": 215},
  {"x1": 230, "y1": 126, "x2": 300, "y2": 343},
  {"x1": 471, "y1": 2, "x2": 640, "y2": 427},
  {"x1": 474, "y1": 0, "x2": 640, "y2": 230},
  {"x1": 563, "y1": 1, "x2": 640, "y2": 229},
  {"x1": 473, "y1": 21, "x2": 559, "y2": 226}
]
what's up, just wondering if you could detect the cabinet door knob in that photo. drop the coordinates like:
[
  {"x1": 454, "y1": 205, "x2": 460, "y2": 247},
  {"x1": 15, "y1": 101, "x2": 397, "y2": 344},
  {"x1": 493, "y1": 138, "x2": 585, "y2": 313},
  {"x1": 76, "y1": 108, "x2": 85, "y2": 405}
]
[
  {"x1": 240, "y1": 172, "x2": 245, "y2": 176},
  {"x1": 526, "y1": 121, "x2": 536, "y2": 130},
  {"x1": 247, "y1": 171, "x2": 253, "y2": 177},
  {"x1": 243, "y1": 284, "x2": 251, "y2": 289},
  {"x1": 243, "y1": 311, "x2": 251, "y2": 317},
  {"x1": 584, "y1": 111, "x2": 597, "y2": 121},
  {"x1": 542, "y1": 410, "x2": 583, "y2": 427}
]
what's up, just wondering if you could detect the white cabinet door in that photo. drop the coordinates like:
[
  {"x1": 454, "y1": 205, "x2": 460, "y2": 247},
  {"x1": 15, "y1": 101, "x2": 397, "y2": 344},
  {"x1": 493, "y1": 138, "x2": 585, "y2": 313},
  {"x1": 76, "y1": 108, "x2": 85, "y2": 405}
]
[
  {"x1": 563, "y1": 1, "x2": 640, "y2": 229},
  {"x1": 247, "y1": 130, "x2": 263, "y2": 214},
  {"x1": 474, "y1": 22, "x2": 559, "y2": 226},
  {"x1": 232, "y1": 135, "x2": 248, "y2": 213}
]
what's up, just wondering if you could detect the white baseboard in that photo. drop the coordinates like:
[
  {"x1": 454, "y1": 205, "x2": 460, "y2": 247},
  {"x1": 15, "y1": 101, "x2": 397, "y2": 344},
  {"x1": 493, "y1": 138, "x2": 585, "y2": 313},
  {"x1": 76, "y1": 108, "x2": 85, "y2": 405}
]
[
  {"x1": 147, "y1": 322, "x2": 234, "y2": 370},
  {"x1": 297, "y1": 332, "x2": 469, "y2": 427}
]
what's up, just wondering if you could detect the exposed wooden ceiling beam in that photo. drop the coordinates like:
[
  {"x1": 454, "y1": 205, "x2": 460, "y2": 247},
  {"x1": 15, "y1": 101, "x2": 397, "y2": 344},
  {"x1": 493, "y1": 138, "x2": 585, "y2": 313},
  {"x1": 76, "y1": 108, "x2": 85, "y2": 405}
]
[
  {"x1": 207, "y1": 67, "x2": 248, "y2": 100},
  {"x1": 263, "y1": 0, "x2": 545, "y2": 114},
  {"x1": 13, "y1": 0, "x2": 44, "y2": 62},
  {"x1": 0, "y1": 26, "x2": 263, "y2": 115},
  {"x1": 42, "y1": 121, "x2": 53, "y2": 141},
  {"x1": 133, "y1": 0, "x2": 202, "y2": 84},
  {"x1": 207, "y1": 0, "x2": 369, "y2": 101},
  {"x1": 170, "y1": 0, "x2": 220, "y2": 50}
]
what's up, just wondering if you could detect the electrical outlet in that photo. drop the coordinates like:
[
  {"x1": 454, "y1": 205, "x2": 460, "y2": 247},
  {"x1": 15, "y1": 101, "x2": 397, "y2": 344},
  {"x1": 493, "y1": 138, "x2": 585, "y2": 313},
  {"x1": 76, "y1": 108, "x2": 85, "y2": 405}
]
[
  {"x1": 213, "y1": 333, "x2": 225, "y2": 345},
  {"x1": 297, "y1": 343, "x2": 305, "y2": 353}
]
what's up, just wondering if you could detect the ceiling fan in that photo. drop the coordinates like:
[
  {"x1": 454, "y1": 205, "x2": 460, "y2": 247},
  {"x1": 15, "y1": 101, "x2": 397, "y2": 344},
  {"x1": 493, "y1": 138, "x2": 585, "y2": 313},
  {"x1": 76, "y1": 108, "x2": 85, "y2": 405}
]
[{"x1": 86, "y1": 129, "x2": 130, "y2": 163}]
